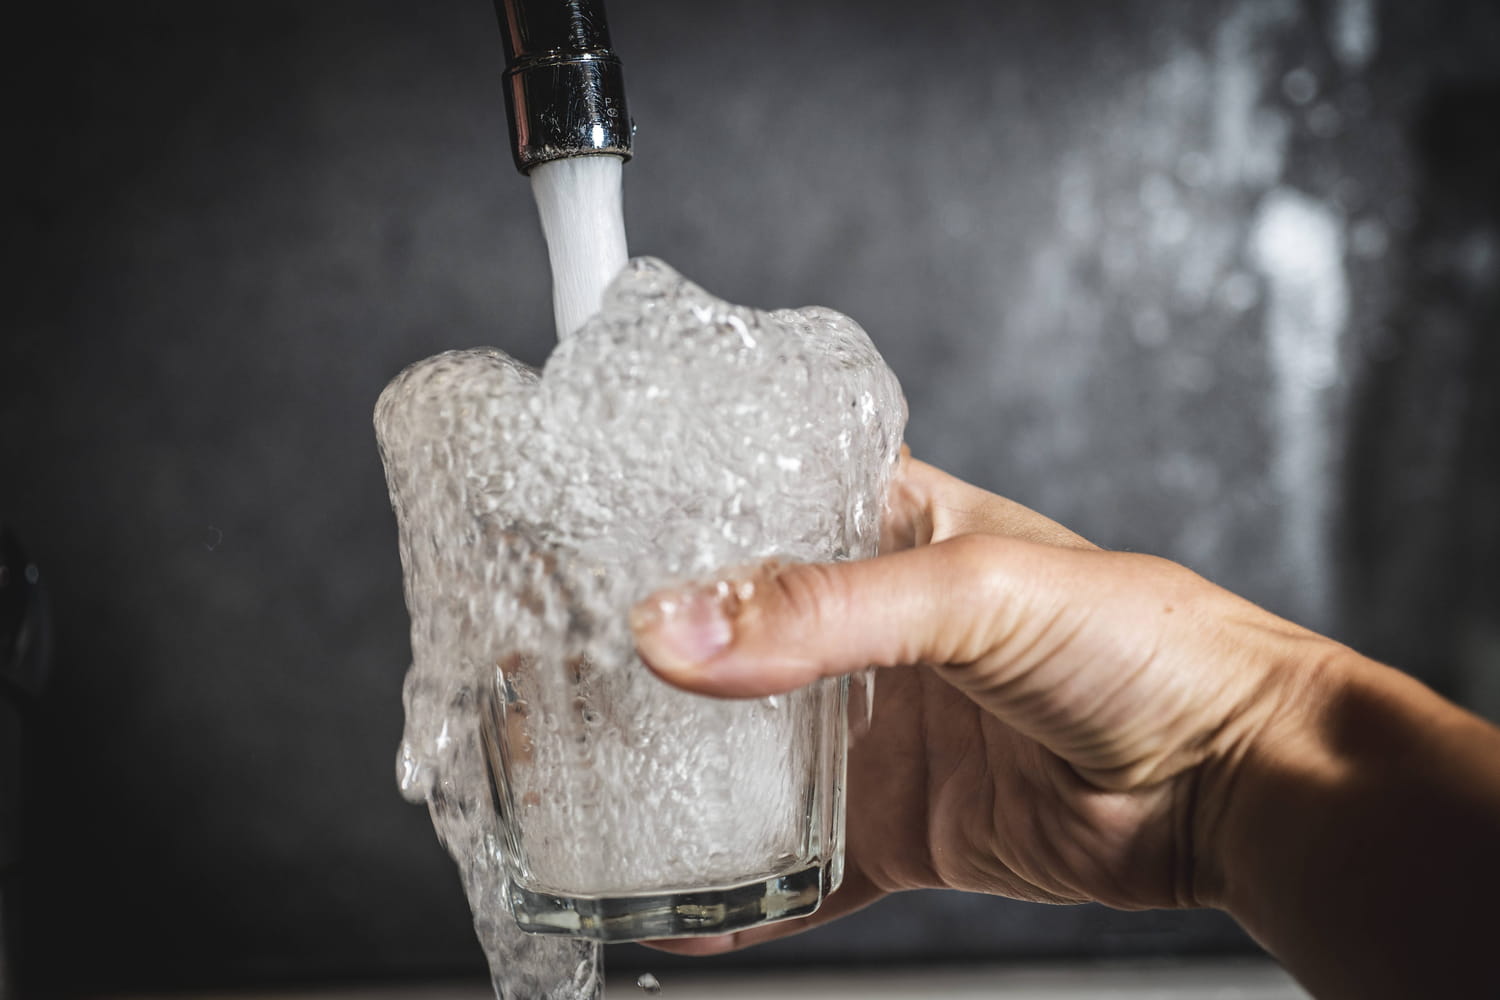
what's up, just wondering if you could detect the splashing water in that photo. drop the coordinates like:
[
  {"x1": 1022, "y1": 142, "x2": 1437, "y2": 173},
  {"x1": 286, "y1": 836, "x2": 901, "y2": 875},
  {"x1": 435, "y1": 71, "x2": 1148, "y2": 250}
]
[{"x1": 375, "y1": 158, "x2": 906, "y2": 1000}]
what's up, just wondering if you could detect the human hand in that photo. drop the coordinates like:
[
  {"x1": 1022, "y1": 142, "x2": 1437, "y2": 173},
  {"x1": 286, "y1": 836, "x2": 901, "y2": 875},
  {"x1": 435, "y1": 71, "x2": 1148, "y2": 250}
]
[
  {"x1": 629, "y1": 452, "x2": 1500, "y2": 999},
  {"x1": 630, "y1": 450, "x2": 1337, "y2": 950}
]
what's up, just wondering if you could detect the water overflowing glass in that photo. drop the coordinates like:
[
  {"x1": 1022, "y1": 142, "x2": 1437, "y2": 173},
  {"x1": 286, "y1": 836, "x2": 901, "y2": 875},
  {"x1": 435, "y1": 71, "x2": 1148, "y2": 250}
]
[{"x1": 375, "y1": 250, "x2": 906, "y2": 996}]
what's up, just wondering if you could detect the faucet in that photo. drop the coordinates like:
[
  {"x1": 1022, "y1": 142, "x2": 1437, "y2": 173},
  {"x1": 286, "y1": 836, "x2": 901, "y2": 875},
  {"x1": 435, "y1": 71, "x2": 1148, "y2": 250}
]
[{"x1": 493, "y1": 0, "x2": 633, "y2": 174}]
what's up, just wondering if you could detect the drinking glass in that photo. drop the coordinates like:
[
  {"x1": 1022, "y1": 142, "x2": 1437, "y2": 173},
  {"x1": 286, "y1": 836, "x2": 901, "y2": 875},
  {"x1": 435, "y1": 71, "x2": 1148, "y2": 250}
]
[{"x1": 480, "y1": 615, "x2": 848, "y2": 942}]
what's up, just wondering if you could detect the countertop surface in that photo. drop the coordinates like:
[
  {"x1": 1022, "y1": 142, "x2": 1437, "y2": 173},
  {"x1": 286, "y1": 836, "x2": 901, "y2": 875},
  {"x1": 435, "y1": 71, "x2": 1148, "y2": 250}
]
[{"x1": 111, "y1": 959, "x2": 1310, "y2": 999}]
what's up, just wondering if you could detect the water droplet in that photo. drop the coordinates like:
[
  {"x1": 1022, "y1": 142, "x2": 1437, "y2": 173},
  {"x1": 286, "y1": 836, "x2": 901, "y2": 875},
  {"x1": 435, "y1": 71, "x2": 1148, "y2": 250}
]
[
  {"x1": 636, "y1": 972, "x2": 663, "y2": 994},
  {"x1": 1282, "y1": 67, "x2": 1318, "y2": 106}
]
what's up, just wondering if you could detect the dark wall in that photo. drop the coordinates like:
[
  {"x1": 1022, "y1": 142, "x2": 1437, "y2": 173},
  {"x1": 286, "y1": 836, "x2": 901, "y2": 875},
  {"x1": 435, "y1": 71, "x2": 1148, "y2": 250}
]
[{"x1": 4, "y1": 0, "x2": 1497, "y2": 993}]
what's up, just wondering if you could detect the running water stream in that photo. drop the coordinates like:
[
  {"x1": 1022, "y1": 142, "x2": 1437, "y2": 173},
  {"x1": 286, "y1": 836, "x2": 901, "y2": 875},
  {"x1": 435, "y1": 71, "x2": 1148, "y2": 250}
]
[{"x1": 530, "y1": 157, "x2": 630, "y2": 338}]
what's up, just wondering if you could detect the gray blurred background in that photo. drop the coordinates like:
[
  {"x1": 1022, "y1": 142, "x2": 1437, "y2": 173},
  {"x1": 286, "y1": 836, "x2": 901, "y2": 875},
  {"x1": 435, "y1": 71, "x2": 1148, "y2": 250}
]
[{"x1": 4, "y1": 0, "x2": 1497, "y2": 994}]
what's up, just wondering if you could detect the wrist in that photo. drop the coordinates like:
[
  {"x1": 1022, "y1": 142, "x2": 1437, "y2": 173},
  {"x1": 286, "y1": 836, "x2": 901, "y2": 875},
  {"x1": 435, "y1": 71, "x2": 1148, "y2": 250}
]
[
  {"x1": 1195, "y1": 641, "x2": 1500, "y2": 997},
  {"x1": 1189, "y1": 637, "x2": 1363, "y2": 912}
]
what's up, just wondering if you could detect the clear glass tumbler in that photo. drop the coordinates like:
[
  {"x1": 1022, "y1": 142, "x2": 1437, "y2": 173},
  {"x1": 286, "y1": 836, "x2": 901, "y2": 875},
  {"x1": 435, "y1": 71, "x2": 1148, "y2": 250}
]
[{"x1": 480, "y1": 602, "x2": 849, "y2": 942}]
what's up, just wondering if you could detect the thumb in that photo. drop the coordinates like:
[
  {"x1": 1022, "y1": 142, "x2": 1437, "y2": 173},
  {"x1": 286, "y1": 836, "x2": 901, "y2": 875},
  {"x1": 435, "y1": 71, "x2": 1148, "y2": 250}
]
[{"x1": 630, "y1": 535, "x2": 1054, "y2": 699}]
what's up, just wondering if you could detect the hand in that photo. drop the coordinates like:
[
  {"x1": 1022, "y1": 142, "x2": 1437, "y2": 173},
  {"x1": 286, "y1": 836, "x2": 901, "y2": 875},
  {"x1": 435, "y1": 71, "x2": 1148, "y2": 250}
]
[
  {"x1": 629, "y1": 452, "x2": 1500, "y2": 999},
  {"x1": 630, "y1": 451, "x2": 1333, "y2": 945}
]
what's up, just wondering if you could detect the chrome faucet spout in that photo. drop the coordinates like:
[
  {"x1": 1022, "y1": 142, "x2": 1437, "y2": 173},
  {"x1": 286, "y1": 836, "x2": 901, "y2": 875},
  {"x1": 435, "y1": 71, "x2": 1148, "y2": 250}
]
[{"x1": 494, "y1": 0, "x2": 633, "y2": 173}]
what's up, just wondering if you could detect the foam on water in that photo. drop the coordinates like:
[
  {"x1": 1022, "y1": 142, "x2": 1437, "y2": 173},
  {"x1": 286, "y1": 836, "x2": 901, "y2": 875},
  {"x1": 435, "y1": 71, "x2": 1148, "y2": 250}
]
[{"x1": 376, "y1": 245, "x2": 906, "y2": 996}]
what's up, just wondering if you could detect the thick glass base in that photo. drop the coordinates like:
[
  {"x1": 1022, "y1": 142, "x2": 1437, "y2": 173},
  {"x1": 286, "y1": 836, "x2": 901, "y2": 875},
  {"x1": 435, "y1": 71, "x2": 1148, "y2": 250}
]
[{"x1": 508, "y1": 862, "x2": 830, "y2": 943}]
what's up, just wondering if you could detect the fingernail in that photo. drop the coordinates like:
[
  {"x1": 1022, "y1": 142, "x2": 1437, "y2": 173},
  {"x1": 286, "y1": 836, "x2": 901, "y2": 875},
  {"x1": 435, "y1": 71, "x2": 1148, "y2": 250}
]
[{"x1": 630, "y1": 585, "x2": 733, "y2": 671}]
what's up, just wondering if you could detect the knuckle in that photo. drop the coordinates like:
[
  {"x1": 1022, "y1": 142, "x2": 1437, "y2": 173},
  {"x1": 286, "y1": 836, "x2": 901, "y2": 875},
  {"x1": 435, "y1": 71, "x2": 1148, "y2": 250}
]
[
  {"x1": 920, "y1": 534, "x2": 1022, "y2": 665},
  {"x1": 766, "y1": 561, "x2": 849, "y2": 627},
  {"x1": 943, "y1": 533, "x2": 1023, "y2": 599},
  {"x1": 1120, "y1": 551, "x2": 1213, "y2": 604}
]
